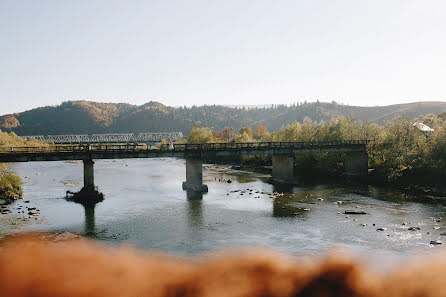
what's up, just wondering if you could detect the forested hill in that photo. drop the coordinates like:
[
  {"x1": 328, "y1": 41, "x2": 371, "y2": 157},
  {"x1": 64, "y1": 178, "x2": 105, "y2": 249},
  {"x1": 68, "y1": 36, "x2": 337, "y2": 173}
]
[{"x1": 1, "y1": 100, "x2": 446, "y2": 135}]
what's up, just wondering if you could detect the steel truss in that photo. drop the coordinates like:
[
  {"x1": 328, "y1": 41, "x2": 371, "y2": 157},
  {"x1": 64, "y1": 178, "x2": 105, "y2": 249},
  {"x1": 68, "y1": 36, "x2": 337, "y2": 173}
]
[{"x1": 21, "y1": 132, "x2": 183, "y2": 144}]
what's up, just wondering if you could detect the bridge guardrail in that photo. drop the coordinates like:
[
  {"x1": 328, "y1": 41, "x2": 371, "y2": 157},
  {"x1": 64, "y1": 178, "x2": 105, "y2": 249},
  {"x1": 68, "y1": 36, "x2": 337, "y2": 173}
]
[{"x1": 0, "y1": 140, "x2": 369, "y2": 155}]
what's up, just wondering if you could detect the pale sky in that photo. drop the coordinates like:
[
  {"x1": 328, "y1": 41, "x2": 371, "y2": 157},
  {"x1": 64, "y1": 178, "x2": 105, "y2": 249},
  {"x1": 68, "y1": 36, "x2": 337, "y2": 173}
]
[{"x1": 1, "y1": 0, "x2": 446, "y2": 114}]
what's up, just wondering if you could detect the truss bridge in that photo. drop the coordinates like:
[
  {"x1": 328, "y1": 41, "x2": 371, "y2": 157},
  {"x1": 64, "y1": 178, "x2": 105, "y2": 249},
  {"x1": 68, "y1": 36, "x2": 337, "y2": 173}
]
[{"x1": 20, "y1": 132, "x2": 184, "y2": 144}]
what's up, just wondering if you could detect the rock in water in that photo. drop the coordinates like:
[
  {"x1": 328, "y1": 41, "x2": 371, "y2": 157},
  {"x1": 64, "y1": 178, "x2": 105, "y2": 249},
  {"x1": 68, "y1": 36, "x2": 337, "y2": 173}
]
[
  {"x1": 408, "y1": 226, "x2": 421, "y2": 231},
  {"x1": 344, "y1": 210, "x2": 367, "y2": 215}
]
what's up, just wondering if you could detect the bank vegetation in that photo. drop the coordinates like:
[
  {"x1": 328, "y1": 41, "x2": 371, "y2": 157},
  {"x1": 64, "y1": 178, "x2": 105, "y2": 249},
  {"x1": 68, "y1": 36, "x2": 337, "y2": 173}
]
[
  {"x1": 0, "y1": 130, "x2": 48, "y2": 203},
  {"x1": 186, "y1": 113, "x2": 446, "y2": 186}
]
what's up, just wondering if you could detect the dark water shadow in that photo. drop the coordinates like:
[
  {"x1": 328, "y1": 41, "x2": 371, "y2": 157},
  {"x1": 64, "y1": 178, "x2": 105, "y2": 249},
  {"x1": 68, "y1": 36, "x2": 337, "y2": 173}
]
[
  {"x1": 273, "y1": 183, "x2": 295, "y2": 194},
  {"x1": 234, "y1": 175, "x2": 257, "y2": 183},
  {"x1": 65, "y1": 187, "x2": 105, "y2": 237},
  {"x1": 347, "y1": 185, "x2": 446, "y2": 206},
  {"x1": 84, "y1": 204, "x2": 96, "y2": 236},
  {"x1": 186, "y1": 196, "x2": 203, "y2": 227},
  {"x1": 273, "y1": 201, "x2": 308, "y2": 217}
]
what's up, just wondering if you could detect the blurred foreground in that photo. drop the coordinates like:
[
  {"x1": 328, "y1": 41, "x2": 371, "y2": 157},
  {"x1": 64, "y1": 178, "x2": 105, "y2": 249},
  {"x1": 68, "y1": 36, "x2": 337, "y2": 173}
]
[{"x1": 0, "y1": 234, "x2": 445, "y2": 297}]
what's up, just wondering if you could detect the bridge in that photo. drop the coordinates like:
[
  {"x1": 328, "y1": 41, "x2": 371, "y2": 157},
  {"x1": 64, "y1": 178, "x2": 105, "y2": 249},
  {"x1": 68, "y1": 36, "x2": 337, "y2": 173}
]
[
  {"x1": 20, "y1": 132, "x2": 184, "y2": 144},
  {"x1": 0, "y1": 140, "x2": 369, "y2": 193}
]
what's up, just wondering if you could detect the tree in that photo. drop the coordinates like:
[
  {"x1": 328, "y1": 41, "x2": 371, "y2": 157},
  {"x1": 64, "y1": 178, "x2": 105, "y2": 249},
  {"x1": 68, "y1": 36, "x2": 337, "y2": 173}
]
[
  {"x1": 187, "y1": 127, "x2": 214, "y2": 143},
  {"x1": 371, "y1": 117, "x2": 427, "y2": 181},
  {"x1": 235, "y1": 131, "x2": 254, "y2": 143},
  {"x1": 238, "y1": 126, "x2": 254, "y2": 139},
  {"x1": 213, "y1": 130, "x2": 224, "y2": 140},
  {"x1": 255, "y1": 124, "x2": 268, "y2": 137},
  {"x1": 222, "y1": 127, "x2": 234, "y2": 141}
]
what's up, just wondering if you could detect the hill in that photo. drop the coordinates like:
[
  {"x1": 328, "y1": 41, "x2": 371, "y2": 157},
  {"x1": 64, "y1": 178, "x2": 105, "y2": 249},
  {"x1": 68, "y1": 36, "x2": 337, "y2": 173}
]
[{"x1": 1, "y1": 100, "x2": 446, "y2": 135}]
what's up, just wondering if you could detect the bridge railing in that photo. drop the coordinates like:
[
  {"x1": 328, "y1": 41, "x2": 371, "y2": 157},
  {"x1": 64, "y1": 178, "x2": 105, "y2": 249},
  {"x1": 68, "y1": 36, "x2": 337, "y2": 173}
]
[
  {"x1": 160, "y1": 140, "x2": 369, "y2": 151},
  {"x1": 0, "y1": 144, "x2": 145, "y2": 154},
  {"x1": 0, "y1": 140, "x2": 369, "y2": 154}
]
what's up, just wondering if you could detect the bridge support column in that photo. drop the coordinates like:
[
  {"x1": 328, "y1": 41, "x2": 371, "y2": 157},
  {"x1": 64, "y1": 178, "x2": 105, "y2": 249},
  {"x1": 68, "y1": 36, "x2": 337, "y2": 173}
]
[
  {"x1": 182, "y1": 158, "x2": 208, "y2": 192},
  {"x1": 83, "y1": 159, "x2": 95, "y2": 190},
  {"x1": 345, "y1": 152, "x2": 368, "y2": 177},
  {"x1": 272, "y1": 155, "x2": 295, "y2": 184}
]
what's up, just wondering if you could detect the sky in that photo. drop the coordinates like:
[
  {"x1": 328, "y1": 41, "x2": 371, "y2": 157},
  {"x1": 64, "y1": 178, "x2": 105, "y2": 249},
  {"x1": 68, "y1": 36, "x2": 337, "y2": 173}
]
[{"x1": 1, "y1": 0, "x2": 446, "y2": 114}]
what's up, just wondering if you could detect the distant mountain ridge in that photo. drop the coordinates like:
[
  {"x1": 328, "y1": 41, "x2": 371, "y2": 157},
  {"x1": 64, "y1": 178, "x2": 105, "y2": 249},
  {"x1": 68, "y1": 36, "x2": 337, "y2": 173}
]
[{"x1": 1, "y1": 100, "x2": 446, "y2": 135}]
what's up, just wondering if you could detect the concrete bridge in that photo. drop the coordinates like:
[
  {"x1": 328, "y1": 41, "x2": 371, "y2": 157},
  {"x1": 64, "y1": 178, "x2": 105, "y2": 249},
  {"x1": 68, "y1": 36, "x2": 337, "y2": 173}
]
[{"x1": 0, "y1": 140, "x2": 369, "y2": 193}]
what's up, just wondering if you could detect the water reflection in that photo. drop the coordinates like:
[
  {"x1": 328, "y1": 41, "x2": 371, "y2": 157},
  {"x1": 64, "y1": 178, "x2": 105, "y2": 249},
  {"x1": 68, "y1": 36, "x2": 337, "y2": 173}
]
[
  {"x1": 65, "y1": 187, "x2": 104, "y2": 237},
  {"x1": 84, "y1": 205, "x2": 96, "y2": 236},
  {"x1": 273, "y1": 183, "x2": 295, "y2": 194},
  {"x1": 234, "y1": 175, "x2": 256, "y2": 183},
  {"x1": 186, "y1": 198, "x2": 203, "y2": 227},
  {"x1": 273, "y1": 200, "x2": 306, "y2": 217}
]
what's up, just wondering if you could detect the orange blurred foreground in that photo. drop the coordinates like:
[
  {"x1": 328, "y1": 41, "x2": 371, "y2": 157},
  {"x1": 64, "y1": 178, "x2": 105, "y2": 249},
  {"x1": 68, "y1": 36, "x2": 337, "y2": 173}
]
[{"x1": 0, "y1": 234, "x2": 445, "y2": 297}]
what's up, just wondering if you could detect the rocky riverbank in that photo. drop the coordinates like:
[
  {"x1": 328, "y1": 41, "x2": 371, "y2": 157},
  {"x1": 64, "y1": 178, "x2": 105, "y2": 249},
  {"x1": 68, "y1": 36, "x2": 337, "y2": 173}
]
[{"x1": 0, "y1": 199, "x2": 48, "y2": 238}]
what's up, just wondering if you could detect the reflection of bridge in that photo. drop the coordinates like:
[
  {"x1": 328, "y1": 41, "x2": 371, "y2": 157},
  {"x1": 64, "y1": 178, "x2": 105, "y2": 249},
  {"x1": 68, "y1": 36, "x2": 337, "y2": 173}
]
[
  {"x1": 0, "y1": 140, "x2": 369, "y2": 194},
  {"x1": 20, "y1": 132, "x2": 184, "y2": 144}
]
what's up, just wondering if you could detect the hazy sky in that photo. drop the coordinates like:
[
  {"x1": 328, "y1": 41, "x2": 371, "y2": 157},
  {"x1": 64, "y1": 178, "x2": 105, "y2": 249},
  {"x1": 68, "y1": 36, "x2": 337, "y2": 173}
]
[{"x1": 1, "y1": 0, "x2": 446, "y2": 114}]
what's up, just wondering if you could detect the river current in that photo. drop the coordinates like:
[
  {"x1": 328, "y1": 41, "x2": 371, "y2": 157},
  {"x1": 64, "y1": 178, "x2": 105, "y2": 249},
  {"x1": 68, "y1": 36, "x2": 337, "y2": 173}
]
[{"x1": 2, "y1": 158, "x2": 446, "y2": 262}]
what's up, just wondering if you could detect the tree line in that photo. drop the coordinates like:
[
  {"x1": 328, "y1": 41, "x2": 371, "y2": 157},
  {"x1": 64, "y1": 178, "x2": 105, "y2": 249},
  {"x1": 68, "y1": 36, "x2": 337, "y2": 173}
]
[
  {"x1": 3, "y1": 100, "x2": 446, "y2": 135},
  {"x1": 186, "y1": 113, "x2": 446, "y2": 186}
]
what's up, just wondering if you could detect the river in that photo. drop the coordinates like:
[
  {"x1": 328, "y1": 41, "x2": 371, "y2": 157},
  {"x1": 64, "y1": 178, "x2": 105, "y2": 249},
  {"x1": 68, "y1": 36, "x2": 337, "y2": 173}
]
[{"x1": 2, "y1": 158, "x2": 446, "y2": 261}]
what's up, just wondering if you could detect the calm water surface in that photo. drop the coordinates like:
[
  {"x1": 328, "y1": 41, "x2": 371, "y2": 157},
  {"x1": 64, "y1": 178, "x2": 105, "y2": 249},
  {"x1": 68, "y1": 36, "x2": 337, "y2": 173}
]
[{"x1": 2, "y1": 158, "x2": 446, "y2": 260}]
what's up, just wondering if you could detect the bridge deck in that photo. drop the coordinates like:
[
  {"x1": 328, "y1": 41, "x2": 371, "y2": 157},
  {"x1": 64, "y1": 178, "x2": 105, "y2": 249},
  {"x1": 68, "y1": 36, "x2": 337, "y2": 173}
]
[{"x1": 0, "y1": 140, "x2": 369, "y2": 162}]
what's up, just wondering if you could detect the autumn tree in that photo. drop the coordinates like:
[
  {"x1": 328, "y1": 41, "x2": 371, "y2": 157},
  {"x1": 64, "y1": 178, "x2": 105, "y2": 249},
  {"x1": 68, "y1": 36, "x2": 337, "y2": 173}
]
[
  {"x1": 187, "y1": 127, "x2": 214, "y2": 143},
  {"x1": 255, "y1": 124, "x2": 268, "y2": 137},
  {"x1": 238, "y1": 126, "x2": 254, "y2": 138},
  {"x1": 222, "y1": 127, "x2": 234, "y2": 141}
]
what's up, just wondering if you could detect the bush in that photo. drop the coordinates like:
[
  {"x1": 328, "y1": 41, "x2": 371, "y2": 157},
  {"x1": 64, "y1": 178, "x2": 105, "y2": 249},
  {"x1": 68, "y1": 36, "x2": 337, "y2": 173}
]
[
  {"x1": 188, "y1": 127, "x2": 214, "y2": 143},
  {"x1": 0, "y1": 172, "x2": 23, "y2": 202}
]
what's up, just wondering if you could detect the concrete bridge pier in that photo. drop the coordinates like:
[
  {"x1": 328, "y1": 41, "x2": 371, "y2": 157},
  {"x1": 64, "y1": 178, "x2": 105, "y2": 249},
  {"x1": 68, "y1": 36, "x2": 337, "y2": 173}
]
[
  {"x1": 345, "y1": 152, "x2": 368, "y2": 177},
  {"x1": 83, "y1": 159, "x2": 95, "y2": 190},
  {"x1": 182, "y1": 158, "x2": 208, "y2": 192},
  {"x1": 272, "y1": 154, "x2": 295, "y2": 184}
]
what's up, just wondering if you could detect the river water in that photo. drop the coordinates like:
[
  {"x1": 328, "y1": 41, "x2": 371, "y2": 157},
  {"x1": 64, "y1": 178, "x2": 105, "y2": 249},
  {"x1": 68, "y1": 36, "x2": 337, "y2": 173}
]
[{"x1": 2, "y1": 158, "x2": 446, "y2": 261}]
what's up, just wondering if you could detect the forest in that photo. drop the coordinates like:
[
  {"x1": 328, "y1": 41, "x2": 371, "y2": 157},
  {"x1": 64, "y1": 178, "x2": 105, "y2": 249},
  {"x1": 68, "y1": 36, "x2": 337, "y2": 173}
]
[{"x1": 1, "y1": 100, "x2": 446, "y2": 135}]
